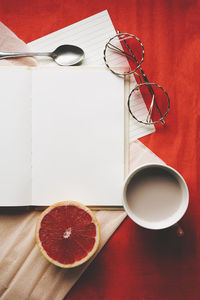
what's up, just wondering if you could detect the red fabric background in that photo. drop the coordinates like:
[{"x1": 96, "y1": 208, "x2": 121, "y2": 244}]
[{"x1": 0, "y1": 0, "x2": 200, "y2": 299}]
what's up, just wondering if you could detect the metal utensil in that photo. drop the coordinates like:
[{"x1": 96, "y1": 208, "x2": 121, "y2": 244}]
[{"x1": 0, "y1": 45, "x2": 85, "y2": 66}]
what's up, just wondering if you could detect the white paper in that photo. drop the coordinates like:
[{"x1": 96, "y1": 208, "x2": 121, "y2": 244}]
[
  {"x1": 0, "y1": 68, "x2": 32, "y2": 206},
  {"x1": 0, "y1": 67, "x2": 124, "y2": 206},
  {"x1": 31, "y1": 68, "x2": 124, "y2": 206},
  {"x1": 28, "y1": 10, "x2": 155, "y2": 141}
]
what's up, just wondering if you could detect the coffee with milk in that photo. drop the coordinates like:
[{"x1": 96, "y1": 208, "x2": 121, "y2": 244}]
[{"x1": 126, "y1": 166, "x2": 183, "y2": 222}]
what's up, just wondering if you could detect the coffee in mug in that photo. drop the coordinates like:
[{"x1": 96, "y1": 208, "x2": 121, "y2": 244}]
[{"x1": 123, "y1": 164, "x2": 189, "y2": 230}]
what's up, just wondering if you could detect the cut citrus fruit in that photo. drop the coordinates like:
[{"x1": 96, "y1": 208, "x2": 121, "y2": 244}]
[{"x1": 35, "y1": 201, "x2": 100, "y2": 268}]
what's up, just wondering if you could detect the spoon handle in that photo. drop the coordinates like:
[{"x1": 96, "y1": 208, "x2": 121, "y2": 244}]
[{"x1": 0, "y1": 51, "x2": 52, "y2": 59}]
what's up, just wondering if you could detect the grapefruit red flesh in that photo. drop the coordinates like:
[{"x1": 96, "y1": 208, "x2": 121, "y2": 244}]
[{"x1": 35, "y1": 201, "x2": 100, "y2": 268}]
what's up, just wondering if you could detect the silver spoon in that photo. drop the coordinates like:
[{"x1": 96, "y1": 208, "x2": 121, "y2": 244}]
[{"x1": 0, "y1": 45, "x2": 85, "y2": 66}]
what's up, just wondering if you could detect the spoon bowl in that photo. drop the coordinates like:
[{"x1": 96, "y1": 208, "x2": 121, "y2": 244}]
[{"x1": 51, "y1": 45, "x2": 85, "y2": 66}]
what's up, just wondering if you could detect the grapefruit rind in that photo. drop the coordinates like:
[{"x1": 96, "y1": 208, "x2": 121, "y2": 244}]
[{"x1": 35, "y1": 201, "x2": 100, "y2": 268}]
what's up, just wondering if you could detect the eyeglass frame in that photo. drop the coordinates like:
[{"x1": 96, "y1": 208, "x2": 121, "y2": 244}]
[{"x1": 103, "y1": 32, "x2": 170, "y2": 125}]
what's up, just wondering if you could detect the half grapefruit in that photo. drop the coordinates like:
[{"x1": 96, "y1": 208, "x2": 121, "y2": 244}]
[{"x1": 35, "y1": 201, "x2": 100, "y2": 268}]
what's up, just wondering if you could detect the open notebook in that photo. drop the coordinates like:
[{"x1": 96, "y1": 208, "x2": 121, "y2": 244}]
[{"x1": 0, "y1": 67, "x2": 126, "y2": 207}]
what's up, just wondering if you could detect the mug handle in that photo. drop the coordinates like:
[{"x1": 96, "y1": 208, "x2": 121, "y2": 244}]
[{"x1": 175, "y1": 223, "x2": 184, "y2": 237}]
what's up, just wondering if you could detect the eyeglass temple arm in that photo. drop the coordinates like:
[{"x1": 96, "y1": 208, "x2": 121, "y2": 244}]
[
  {"x1": 139, "y1": 69, "x2": 165, "y2": 125},
  {"x1": 117, "y1": 30, "x2": 165, "y2": 125}
]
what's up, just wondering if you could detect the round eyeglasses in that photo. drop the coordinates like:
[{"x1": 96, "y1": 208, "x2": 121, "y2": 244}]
[{"x1": 104, "y1": 32, "x2": 170, "y2": 125}]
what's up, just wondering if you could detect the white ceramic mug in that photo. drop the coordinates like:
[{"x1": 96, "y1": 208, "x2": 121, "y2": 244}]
[{"x1": 122, "y1": 163, "x2": 189, "y2": 231}]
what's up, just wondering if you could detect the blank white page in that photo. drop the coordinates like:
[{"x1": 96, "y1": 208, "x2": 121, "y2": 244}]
[
  {"x1": 0, "y1": 68, "x2": 32, "y2": 206},
  {"x1": 32, "y1": 68, "x2": 124, "y2": 206}
]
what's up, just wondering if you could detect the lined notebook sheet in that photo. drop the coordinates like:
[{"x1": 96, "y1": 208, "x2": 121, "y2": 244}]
[
  {"x1": 28, "y1": 10, "x2": 155, "y2": 140},
  {"x1": 29, "y1": 10, "x2": 155, "y2": 141}
]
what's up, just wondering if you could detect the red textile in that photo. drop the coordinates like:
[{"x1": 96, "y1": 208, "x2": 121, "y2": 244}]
[{"x1": 0, "y1": 0, "x2": 199, "y2": 299}]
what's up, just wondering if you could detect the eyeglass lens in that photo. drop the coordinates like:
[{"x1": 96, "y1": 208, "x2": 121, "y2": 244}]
[
  {"x1": 105, "y1": 34, "x2": 144, "y2": 75},
  {"x1": 128, "y1": 83, "x2": 169, "y2": 124}
]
